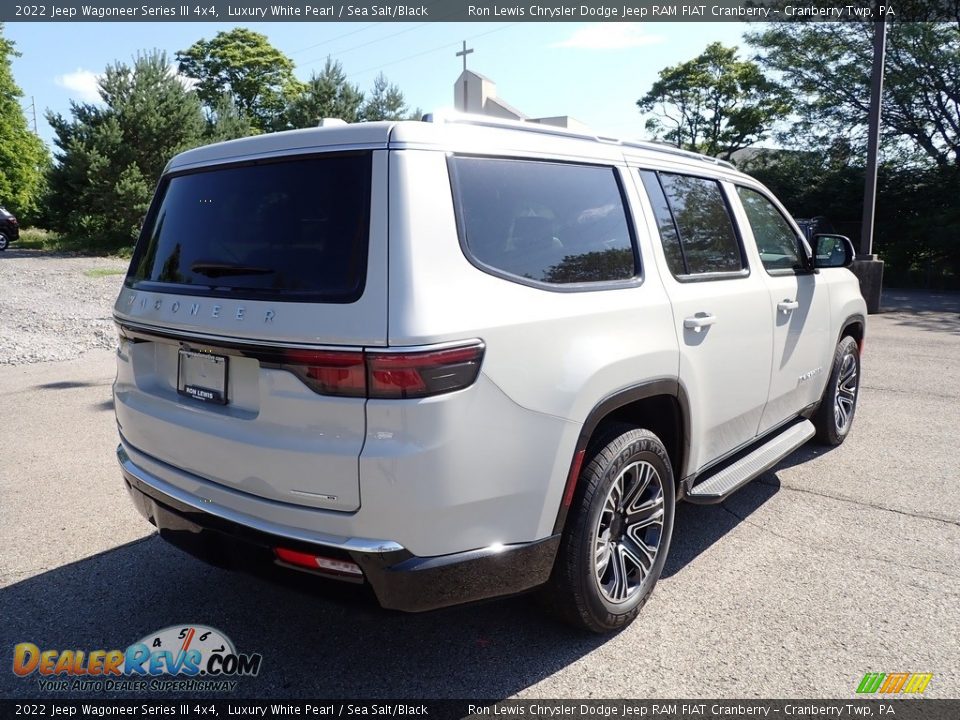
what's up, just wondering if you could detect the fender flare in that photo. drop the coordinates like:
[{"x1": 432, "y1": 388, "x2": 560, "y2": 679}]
[{"x1": 551, "y1": 378, "x2": 689, "y2": 535}]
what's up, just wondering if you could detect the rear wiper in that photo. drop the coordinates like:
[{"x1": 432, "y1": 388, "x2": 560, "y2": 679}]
[{"x1": 190, "y1": 261, "x2": 275, "y2": 278}]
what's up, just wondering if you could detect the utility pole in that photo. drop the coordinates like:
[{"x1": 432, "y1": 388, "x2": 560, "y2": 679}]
[
  {"x1": 456, "y1": 41, "x2": 473, "y2": 112},
  {"x1": 21, "y1": 97, "x2": 38, "y2": 134},
  {"x1": 853, "y1": 20, "x2": 887, "y2": 314}
]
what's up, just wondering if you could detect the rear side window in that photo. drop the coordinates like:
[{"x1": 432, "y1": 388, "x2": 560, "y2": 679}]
[
  {"x1": 127, "y1": 152, "x2": 372, "y2": 303},
  {"x1": 640, "y1": 170, "x2": 745, "y2": 277},
  {"x1": 451, "y1": 157, "x2": 637, "y2": 287}
]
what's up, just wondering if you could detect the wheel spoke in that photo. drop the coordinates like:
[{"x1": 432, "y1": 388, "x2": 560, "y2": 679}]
[
  {"x1": 607, "y1": 544, "x2": 629, "y2": 601},
  {"x1": 621, "y1": 535, "x2": 655, "y2": 575},
  {"x1": 627, "y1": 489, "x2": 664, "y2": 526},
  {"x1": 622, "y1": 462, "x2": 651, "y2": 510}
]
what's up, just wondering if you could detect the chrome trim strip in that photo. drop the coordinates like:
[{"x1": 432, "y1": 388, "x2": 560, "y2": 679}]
[
  {"x1": 364, "y1": 338, "x2": 486, "y2": 354},
  {"x1": 116, "y1": 316, "x2": 484, "y2": 355},
  {"x1": 117, "y1": 445, "x2": 405, "y2": 554},
  {"x1": 114, "y1": 317, "x2": 365, "y2": 352}
]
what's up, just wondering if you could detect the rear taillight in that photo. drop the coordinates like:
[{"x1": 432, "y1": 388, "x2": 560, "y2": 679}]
[
  {"x1": 278, "y1": 342, "x2": 484, "y2": 399},
  {"x1": 367, "y1": 345, "x2": 484, "y2": 399},
  {"x1": 282, "y1": 349, "x2": 365, "y2": 397}
]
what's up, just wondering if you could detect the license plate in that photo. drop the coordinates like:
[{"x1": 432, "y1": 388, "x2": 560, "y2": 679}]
[{"x1": 177, "y1": 350, "x2": 228, "y2": 405}]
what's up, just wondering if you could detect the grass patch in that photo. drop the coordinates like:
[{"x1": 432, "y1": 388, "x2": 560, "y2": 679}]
[
  {"x1": 16, "y1": 227, "x2": 60, "y2": 250},
  {"x1": 84, "y1": 268, "x2": 126, "y2": 278},
  {"x1": 15, "y1": 228, "x2": 134, "y2": 258}
]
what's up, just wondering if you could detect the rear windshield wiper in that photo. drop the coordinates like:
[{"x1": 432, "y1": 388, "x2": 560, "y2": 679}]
[{"x1": 190, "y1": 261, "x2": 275, "y2": 278}]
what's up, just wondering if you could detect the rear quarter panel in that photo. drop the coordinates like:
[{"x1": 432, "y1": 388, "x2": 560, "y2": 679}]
[{"x1": 381, "y1": 149, "x2": 679, "y2": 543}]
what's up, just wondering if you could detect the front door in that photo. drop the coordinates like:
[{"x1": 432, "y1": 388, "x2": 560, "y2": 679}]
[{"x1": 732, "y1": 185, "x2": 833, "y2": 434}]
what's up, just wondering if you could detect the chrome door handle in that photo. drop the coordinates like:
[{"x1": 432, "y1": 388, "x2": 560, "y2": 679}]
[
  {"x1": 778, "y1": 299, "x2": 800, "y2": 313},
  {"x1": 683, "y1": 313, "x2": 717, "y2": 332}
]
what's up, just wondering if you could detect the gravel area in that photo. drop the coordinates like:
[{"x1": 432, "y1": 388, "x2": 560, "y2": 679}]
[{"x1": 0, "y1": 249, "x2": 129, "y2": 365}]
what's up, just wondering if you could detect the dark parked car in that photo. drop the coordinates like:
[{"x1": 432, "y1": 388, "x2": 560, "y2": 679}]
[{"x1": 0, "y1": 206, "x2": 19, "y2": 250}]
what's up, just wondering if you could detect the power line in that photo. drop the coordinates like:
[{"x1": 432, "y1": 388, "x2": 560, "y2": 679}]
[
  {"x1": 300, "y1": 22, "x2": 431, "y2": 69},
  {"x1": 289, "y1": 22, "x2": 382, "y2": 56},
  {"x1": 345, "y1": 23, "x2": 519, "y2": 80},
  {"x1": 293, "y1": 0, "x2": 460, "y2": 70}
]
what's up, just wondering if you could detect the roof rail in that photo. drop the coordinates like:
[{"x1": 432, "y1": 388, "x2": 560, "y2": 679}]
[
  {"x1": 426, "y1": 111, "x2": 736, "y2": 170},
  {"x1": 427, "y1": 110, "x2": 600, "y2": 143},
  {"x1": 620, "y1": 139, "x2": 737, "y2": 169}
]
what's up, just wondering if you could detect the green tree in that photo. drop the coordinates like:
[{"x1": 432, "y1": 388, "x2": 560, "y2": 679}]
[
  {"x1": 284, "y1": 58, "x2": 364, "y2": 128},
  {"x1": 361, "y1": 72, "x2": 408, "y2": 122},
  {"x1": 205, "y1": 92, "x2": 256, "y2": 142},
  {"x1": 46, "y1": 51, "x2": 206, "y2": 248},
  {"x1": 177, "y1": 28, "x2": 302, "y2": 133},
  {"x1": 746, "y1": 23, "x2": 960, "y2": 167},
  {"x1": 637, "y1": 42, "x2": 790, "y2": 160},
  {"x1": 0, "y1": 24, "x2": 49, "y2": 222}
]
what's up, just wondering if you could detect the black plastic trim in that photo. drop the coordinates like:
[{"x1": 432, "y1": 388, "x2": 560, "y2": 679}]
[
  {"x1": 839, "y1": 314, "x2": 867, "y2": 346},
  {"x1": 122, "y1": 466, "x2": 559, "y2": 613},
  {"x1": 550, "y1": 378, "x2": 685, "y2": 535}
]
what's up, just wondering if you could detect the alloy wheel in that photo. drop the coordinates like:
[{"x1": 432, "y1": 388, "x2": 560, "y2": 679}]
[{"x1": 593, "y1": 460, "x2": 665, "y2": 604}]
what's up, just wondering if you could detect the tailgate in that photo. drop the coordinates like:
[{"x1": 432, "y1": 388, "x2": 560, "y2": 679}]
[{"x1": 113, "y1": 150, "x2": 389, "y2": 512}]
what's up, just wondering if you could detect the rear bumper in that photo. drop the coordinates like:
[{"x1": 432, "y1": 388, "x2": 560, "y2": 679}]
[{"x1": 118, "y1": 446, "x2": 559, "y2": 612}]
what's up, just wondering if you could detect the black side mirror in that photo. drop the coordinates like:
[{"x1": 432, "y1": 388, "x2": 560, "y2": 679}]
[{"x1": 813, "y1": 234, "x2": 856, "y2": 269}]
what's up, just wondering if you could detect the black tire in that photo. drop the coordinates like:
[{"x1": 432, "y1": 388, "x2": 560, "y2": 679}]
[
  {"x1": 814, "y1": 335, "x2": 861, "y2": 446},
  {"x1": 544, "y1": 424, "x2": 675, "y2": 633},
  {"x1": 0, "y1": 233, "x2": 8, "y2": 251}
]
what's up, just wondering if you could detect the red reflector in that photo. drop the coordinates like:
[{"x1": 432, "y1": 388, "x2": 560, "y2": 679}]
[
  {"x1": 562, "y1": 449, "x2": 587, "y2": 508},
  {"x1": 274, "y1": 547, "x2": 362, "y2": 576},
  {"x1": 274, "y1": 547, "x2": 318, "y2": 569}
]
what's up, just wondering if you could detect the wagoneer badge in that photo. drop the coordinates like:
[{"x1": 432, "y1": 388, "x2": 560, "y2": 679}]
[{"x1": 125, "y1": 292, "x2": 275, "y2": 323}]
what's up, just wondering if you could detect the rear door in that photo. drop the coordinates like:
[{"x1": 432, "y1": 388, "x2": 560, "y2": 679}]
[
  {"x1": 636, "y1": 169, "x2": 774, "y2": 474},
  {"x1": 113, "y1": 150, "x2": 389, "y2": 512}
]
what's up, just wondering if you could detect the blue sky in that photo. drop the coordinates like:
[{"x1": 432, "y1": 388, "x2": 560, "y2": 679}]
[{"x1": 7, "y1": 21, "x2": 749, "y2": 148}]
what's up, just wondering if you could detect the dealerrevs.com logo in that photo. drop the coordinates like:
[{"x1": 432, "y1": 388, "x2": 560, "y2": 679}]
[{"x1": 12, "y1": 625, "x2": 262, "y2": 692}]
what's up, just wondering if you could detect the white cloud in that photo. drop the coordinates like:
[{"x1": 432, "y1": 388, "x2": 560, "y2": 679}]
[
  {"x1": 168, "y1": 64, "x2": 198, "y2": 92},
  {"x1": 552, "y1": 24, "x2": 664, "y2": 50},
  {"x1": 55, "y1": 68, "x2": 101, "y2": 102}
]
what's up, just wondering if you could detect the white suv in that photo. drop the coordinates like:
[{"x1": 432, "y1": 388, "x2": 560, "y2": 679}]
[{"x1": 113, "y1": 116, "x2": 866, "y2": 632}]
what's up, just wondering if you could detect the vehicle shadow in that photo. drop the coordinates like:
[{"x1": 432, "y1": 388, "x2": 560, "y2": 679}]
[
  {"x1": 663, "y1": 474, "x2": 781, "y2": 579},
  {"x1": 0, "y1": 537, "x2": 607, "y2": 700},
  {"x1": 2, "y1": 480, "x2": 784, "y2": 700}
]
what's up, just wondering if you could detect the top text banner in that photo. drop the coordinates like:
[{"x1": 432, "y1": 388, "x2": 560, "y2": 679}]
[{"x1": 1, "y1": 0, "x2": 954, "y2": 22}]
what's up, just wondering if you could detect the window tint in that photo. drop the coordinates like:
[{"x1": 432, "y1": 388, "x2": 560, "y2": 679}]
[
  {"x1": 127, "y1": 153, "x2": 372, "y2": 303},
  {"x1": 639, "y1": 171, "x2": 685, "y2": 276},
  {"x1": 737, "y1": 186, "x2": 805, "y2": 272},
  {"x1": 452, "y1": 157, "x2": 636, "y2": 285},
  {"x1": 656, "y1": 173, "x2": 743, "y2": 275}
]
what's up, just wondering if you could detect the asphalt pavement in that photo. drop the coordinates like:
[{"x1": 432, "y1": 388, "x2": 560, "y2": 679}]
[{"x1": 1, "y1": 289, "x2": 958, "y2": 699}]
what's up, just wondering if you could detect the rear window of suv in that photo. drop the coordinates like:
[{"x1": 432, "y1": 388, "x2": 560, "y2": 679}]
[{"x1": 127, "y1": 152, "x2": 372, "y2": 303}]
